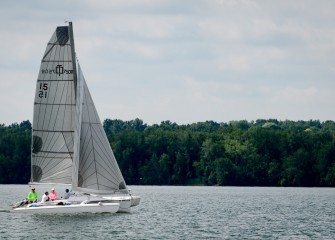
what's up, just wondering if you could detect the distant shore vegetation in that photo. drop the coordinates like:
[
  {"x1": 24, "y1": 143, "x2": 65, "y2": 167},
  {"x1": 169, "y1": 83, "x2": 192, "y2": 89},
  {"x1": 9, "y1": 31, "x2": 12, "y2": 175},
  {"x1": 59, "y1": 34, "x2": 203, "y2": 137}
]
[{"x1": 1, "y1": 119, "x2": 335, "y2": 187}]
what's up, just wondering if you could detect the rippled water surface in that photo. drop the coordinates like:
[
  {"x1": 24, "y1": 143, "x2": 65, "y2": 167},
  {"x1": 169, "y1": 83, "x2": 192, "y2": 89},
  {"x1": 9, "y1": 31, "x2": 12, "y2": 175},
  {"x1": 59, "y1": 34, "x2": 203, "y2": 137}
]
[{"x1": 0, "y1": 185, "x2": 334, "y2": 239}]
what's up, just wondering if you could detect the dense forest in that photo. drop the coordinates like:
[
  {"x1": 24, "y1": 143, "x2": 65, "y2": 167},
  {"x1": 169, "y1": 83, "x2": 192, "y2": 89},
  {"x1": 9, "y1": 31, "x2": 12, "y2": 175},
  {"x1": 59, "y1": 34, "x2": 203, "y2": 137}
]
[{"x1": 1, "y1": 119, "x2": 335, "y2": 187}]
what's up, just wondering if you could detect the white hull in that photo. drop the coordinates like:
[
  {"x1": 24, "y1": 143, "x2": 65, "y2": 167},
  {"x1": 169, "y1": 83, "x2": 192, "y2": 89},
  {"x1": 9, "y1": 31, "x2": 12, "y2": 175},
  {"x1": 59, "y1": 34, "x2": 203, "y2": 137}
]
[
  {"x1": 64, "y1": 193, "x2": 141, "y2": 213},
  {"x1": 103, "y1": 195, "x2": 141, "y2": 213},
  {"x1": 131, "y1": 196, "x2": 141, "y2": 207},
  {"x1": 13, "y1": 202, "x2": 119, "y2": 214}
]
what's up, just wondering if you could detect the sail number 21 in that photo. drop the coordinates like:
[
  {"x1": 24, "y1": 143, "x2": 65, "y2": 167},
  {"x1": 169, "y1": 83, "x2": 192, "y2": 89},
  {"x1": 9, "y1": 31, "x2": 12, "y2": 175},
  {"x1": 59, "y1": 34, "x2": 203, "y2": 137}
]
[{"x1": 39, "y1": 83, "x2": 48, "y2": 98}]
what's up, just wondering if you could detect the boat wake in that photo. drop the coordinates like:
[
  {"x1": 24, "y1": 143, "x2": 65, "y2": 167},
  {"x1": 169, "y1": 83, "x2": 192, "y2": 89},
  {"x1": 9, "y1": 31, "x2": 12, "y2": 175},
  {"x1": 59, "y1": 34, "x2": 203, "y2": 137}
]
[{"x1": 0, "y1": 209, "x2": 10, "y2": 213}]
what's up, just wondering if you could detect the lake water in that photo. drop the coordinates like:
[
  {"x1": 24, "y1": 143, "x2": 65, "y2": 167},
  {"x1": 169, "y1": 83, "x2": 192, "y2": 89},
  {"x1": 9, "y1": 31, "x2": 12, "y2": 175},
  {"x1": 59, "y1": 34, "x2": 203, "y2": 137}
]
[{"x1": 0, "y1": 185, "x2": 334, "y2": 239}]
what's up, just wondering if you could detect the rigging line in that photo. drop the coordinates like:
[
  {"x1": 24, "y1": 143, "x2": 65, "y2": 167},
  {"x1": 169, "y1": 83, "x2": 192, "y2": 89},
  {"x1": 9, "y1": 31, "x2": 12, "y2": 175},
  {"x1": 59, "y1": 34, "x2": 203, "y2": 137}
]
[
  {"x1": 32, "y1": 156, "x2": 70, "y2": 159},
  {"x1": 42, "y1": 60, "x2": 72, "y2": 62},
  {"x1": 38, "y1": 151, "x2": 74, "y2": 154},
  {"x1": 36, "y1": 152, "x2": 71, "y2": 159},
  {"x1": 34, "y1": 103, "x2": 75, "y2": 106},
  {"x1": 33, "y1": 129, "x2": 74, "y2": 133},
  {"x1": 35, "y1": 153, "x2": 71, "y2": 159},
  {"x1": 37, "y1": 80, "x2": 74, "y2": 82},
  {"x1": 47, "y1": 43, "x2": 70, "y2": 46}
]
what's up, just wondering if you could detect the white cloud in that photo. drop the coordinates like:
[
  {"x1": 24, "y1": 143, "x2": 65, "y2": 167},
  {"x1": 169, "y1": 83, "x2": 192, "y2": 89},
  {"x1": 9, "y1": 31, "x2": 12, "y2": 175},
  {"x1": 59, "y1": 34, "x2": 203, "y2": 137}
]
[
  {"x1": 198, "y1": 19, "x2": 243, "y2": 41},
  {"x1": 216, "y1": 56, "x2": 251, "y2": 72}
]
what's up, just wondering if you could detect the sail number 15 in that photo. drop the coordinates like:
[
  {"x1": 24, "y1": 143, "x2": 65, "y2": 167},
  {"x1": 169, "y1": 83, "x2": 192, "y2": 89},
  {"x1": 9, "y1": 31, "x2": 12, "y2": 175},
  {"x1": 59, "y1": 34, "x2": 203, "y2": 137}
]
[{"x1": 39, "y1": 83, "x2": 49, "y2": 98}]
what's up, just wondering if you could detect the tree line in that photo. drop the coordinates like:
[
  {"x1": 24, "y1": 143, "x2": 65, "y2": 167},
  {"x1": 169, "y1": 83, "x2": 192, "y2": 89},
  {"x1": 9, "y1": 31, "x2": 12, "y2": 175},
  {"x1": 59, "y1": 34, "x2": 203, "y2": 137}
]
[
  {"x1": 0, "y1": 119, "x2": 335, "y2": 187},
  {"x1": 0, "y1": 121, "x2": 31, "y2": 184}
]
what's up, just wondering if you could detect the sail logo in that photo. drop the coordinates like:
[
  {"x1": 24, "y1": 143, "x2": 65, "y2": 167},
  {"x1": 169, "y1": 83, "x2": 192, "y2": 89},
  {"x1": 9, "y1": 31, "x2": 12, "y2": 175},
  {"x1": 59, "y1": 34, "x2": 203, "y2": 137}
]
[
  {"x1": 56, "y1": 65, "x2": 64, "y2": 76},
  {"x1": 41, "y1": 64, "x2": 73, "y2": 75}
]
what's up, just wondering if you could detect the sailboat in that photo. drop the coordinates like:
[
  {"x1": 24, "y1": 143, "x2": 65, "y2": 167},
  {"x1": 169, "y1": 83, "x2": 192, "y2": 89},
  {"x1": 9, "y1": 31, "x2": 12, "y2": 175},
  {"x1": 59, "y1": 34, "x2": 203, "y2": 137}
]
[{"x1": 13, "y1": 22, "x2": 140, "y2": 214}]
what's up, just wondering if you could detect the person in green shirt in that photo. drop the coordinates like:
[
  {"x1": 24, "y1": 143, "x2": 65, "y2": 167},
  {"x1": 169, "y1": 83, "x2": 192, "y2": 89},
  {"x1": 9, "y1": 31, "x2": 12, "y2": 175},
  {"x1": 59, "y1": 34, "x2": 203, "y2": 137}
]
[{"x1": 27, "y1": 187, "x2": 38, "y2": 203}]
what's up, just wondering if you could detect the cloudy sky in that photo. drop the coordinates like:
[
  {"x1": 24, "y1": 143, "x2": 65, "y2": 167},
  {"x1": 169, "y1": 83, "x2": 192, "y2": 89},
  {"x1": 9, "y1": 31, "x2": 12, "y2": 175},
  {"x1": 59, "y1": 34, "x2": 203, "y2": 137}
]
[{"x1": 1, "y1": 0, "x2": 334, "y2": 125}]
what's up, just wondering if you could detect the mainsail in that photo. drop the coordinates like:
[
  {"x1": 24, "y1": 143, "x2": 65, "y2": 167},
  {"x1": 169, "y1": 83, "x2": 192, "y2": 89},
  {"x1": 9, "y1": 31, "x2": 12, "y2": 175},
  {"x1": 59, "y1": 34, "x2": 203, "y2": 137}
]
[
  {"x1": 31, "y1": 22, "x2": 127, "y2": 195},
  {"x1": 31, "y1": 26, "x2": 75, "y2": 184}
]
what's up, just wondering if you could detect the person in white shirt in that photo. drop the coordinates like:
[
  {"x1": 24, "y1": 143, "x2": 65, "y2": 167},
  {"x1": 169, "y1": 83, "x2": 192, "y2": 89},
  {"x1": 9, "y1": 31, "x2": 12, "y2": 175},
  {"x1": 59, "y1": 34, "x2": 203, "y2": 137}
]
[{"x1": 41, "y1": 191, "x2": 50, "y2": 203}]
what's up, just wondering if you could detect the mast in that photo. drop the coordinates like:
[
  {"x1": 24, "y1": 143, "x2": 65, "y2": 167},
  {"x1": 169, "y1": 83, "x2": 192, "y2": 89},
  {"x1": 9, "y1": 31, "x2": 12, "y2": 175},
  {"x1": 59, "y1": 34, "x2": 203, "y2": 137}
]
[{"x1": 68, "y1": 22, "x2": 78, "y2": 96}]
